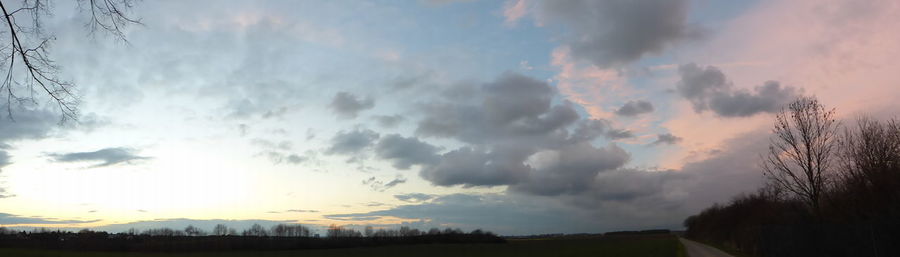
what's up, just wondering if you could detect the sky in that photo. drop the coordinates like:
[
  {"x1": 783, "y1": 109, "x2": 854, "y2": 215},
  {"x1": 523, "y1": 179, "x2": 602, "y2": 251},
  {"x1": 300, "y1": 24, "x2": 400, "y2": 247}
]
[{"x1": 0, "y1": 0, "x2": 899, "y2": 236}]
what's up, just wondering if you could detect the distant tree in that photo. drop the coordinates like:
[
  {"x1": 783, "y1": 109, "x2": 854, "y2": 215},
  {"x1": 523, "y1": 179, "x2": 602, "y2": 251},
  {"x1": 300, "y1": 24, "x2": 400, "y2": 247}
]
[
  {"x1": 184, "y1": 225, "x2": 204, "y2": 236},
  {"x1": 212, "y1": 224, "x2": 228, "y2": 236},
  {"x1": 272, "y1": 224, "x2": 288, "y2": 237},
  {"x1": 326, "y1": 224, "x2": 361, "y2": 238},
  {"x1": 364, "y1": 225, "x2": 374, "y2": 237},
  {"x1": 270, "y1": 224, "x2": 310, "y2": 237},
  {"x1": 763, "y1": 96, "x2": 839, "y2": 215},
  {"x1": 243, "y1": 223, "x2": 268, "y2": 237},
  {"x1": 834, "y1": 117, "x2": 900, "y2": 219},
  {"x1": 0, "y1": 0, "x2": 141, "y2": 121}
]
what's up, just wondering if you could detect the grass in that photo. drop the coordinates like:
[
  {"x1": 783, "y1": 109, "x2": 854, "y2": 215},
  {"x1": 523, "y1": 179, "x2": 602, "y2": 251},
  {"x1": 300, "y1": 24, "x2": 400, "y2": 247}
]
[
  {"x1": 0, "y1": 234, "x2": 681, "y2": 257},
  {"x1": 696, "y1": 239, "x2": 754, "y2": 257},
  {"x1": 676, "y1": 237, "x2": 688, "y2": 257}
]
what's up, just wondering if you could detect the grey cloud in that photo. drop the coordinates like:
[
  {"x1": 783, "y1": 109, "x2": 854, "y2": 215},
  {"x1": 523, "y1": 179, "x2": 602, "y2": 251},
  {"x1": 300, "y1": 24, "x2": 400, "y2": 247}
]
[
  {"x1": 331, "y1": 129, "x2": 773, "y2": 235},
  {"x1": 262, "y1": 107, "x2": 288, "y2": 119},
  {"x1": 93, "y1": 218, "x2": 302, "y2": 234},
  {"x1": 252, "y1": 139, "x2": 292, "y2": 150},
  {"x1": 286, "y1": 154, "x2": 307, "y2": 164},
  {"x1": 325, "y1": 128, "x2": 380, "y2": 155},
  {"x1": 536, "y1": 0, "x2": 700, "y2": 67},
  {"x1": 329, "y1": 91, "x2": 375, "y2": 119},
  {"x1": 260, "y1": 151, "x2": 308, "y2": 165},
  {"x1": 568, "y1": 119, "x2": 610, "y2": 142},
  {"x1": 0, "y1": 213, "x2": 100, "y2": 224},
  {"x1": 0, "y1": 188, "x2": 15, "y2": 198},
  {"x1": 414, "y1": 72, "x2": 631, "y2": 191},
  {"x1": 512, "y1": 143, "x2": 630, "y2": 196},
  {"x1": 569, "y1": 119, "x2": 634, "y2": 142},
  {"x1": 676, "y1": 63, "x2": 800, "y2": 117},
  {"x1": 416, "y1": 72, "x2": 578, "y2": 143},
  {"x1": 49, "y1": 147, "x2": 150, "y2": 168},
  {"x1": 286, "y1": 209, "x2": 318, "y2": 213},
  {"x1": 421, "y1": 147, "x2": 526, "y2": 187},
  {"x1": 238, "y1": 124, "x2": 249, "y2": 137},
  {"x1": 305, "y1": 128, "x2": 316, "y2": 140},
  {"x1": 362, "y1": 175, "x2": 406, "y2": 192},
  {"x1": 709, "y1": 81, "x2": 799, "y2": 117},
  {"x1": 394, "y1": 193, "x2": 435, "y2": 203},
  {"x1": 384, "y1": 177, "x2": 406, "y2": 188},
  {"x1": 226, "y1": 97, "x2": 294, "y2": 120},
  {"x1": 652, "y1": 133, "x2": 683, "y2": 145},
  {"x1": 0, "y1": 108, "x2": 58, "y2": 169},
  {"x1": 0, "y1": 150, "x2": 9, "y2": 168},
  {"x1": 0, "y1": 108, "x2": 57, "y2": 142},
  {"x1": 387, "y1": 72, "x2": 434, "y2": 91},
  {"x1": 568, "y1": 129, "x2": 772, "y2": 226},
  {"x1": 677, "y1": 129, "x2": 770, "y2": 211},
  {"x1": 605, "y1": 129, "x2": 635, "y2": 140},
  {"x1": 374, "y1": 134, "x2": 440, "y2": 169},
  {"x1": 373, "y1": 114, "x2": 405, "y2": 128},
  {"x1": 615, "y1": 100, "x2": 654, "y2": 116},
  {"x1": 587, "y1": 169, "x2": 691, "y2": 203},
  {"x1": 325, "y1": 193, "x2": 625, "y2": 235},
  {"x1": 327, "y1": 215, "x2": 380, "y2": 221}
]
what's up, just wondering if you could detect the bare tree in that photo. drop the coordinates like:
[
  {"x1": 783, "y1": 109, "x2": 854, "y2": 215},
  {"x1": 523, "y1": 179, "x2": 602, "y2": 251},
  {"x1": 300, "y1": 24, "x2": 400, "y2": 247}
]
[
  {"x1": 834, "y1": 117, "x2": 900, "y2": 218},
  {"x1": 212, "y1": 224, "x2": 228, "y2": 236},
  {"x1": 364, "y1": 225, "x2": 374, "y2": 237},
  {"x1": 184, "y1": 225, "x2": 204, "y2": 236},
  {"x1": 243, "y1": 223, "x2": 268, "y2": 237},
  {"x1": 763, "y1": 96, "x2": 839, "y2": 215},
  {"x1": 0, "y1": 0, "x2": 140, "y2": 122}
]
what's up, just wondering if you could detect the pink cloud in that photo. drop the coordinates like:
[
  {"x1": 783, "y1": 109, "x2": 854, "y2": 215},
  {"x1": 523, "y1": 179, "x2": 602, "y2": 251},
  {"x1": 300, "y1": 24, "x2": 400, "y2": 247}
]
[
  {"x1": 550, "y1": 47, "x2": 629, "y2": 119},
  {"x1": 502, "y1": 0, "x2": 529, "y2": 26},
  {"x1": 664, "y1": 0, "x2": 900, "y2": 168}
]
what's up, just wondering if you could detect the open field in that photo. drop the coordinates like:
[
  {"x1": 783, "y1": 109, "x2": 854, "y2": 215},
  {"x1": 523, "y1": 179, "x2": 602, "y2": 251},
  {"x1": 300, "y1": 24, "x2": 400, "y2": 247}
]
[{"x1": 0, "y1": 234, "x2": 682, "y2": 257}]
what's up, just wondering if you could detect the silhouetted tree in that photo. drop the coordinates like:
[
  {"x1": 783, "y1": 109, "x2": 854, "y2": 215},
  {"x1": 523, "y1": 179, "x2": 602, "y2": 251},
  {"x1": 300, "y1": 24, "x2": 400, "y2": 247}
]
[
  {"x1": 763, "y1": 96, "x2": 839, "y2": 215},
  {"x1": 363, "y1": 225, "x2": 374, "y2": 237},
  {"x1": 184, "y1": 225, "x2": 204, "y2": 236},
  {"x1": 0, "y1": 0, "x2": 140, "y2": 121},
  {"x1": 833, "y1": 117, "x2": 900, "y2": 219},
  {"x1": 212, "y1": 224, "x2": 228, "y2": 236},
  {"x1": 271, "y1": 224, "x2": 310, "y2": 237},
  {"x1": 243, "y1": 223, "x2": 268, "y2": 237},
  {"x1": 326, "y1": 225, "x2": 361, "y2": 238}
]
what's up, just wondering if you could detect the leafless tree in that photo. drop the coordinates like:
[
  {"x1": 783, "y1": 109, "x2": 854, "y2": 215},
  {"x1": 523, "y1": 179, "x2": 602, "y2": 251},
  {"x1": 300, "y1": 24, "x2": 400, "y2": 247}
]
[
  {"x1": 834, "y1": 117, "x2": 900, "y2": 218},
  {"x1": 0, "y1": 0, "x2": 140, "y2": 122},
  {"x1": 763, "y1": 96, "x2": 839, "y2": 215},
  {"x1": 364, "y1": 225, "x2": 374, "y2": 237},
  {"x1": 243, "y1": 223, "x2": 268, "y2": 237},
  {"x1": 212, "y1": 224, "x2": 228, "y2": 236},
  {"x1": 184, "y1": 225, "x2": 204, "y2": 236},
  {"x1": 271, "y1": 224, "x2": 311, "y2": 237}
]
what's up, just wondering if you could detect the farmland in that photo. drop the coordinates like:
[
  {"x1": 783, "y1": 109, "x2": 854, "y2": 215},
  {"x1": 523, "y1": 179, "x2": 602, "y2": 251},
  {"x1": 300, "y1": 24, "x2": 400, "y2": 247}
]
[{"x1": 0, "y1": 234, "x2": 683, "y2": 257}]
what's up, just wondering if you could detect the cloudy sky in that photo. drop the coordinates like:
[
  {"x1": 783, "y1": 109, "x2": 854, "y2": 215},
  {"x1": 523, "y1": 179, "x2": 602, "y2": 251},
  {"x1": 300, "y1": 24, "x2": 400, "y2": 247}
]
[{"x1": 1, "y1": 0, "x2": 899, "y2": 235}]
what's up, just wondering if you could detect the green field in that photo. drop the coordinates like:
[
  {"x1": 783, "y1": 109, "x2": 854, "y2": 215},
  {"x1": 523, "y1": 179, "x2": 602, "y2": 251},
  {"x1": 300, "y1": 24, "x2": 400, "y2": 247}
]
[{"x1": 0, "y1": 235, "x2": 683, "y2": 257}]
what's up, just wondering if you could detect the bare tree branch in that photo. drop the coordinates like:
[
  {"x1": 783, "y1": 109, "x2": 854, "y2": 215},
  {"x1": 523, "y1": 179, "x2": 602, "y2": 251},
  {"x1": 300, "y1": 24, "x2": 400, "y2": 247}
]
[
  {"x1": 0, "y1": 0, "x2": 140, "y2": 122},
  {"x1": 762, "y1": 96, "x2": 839, "y2": 216}
]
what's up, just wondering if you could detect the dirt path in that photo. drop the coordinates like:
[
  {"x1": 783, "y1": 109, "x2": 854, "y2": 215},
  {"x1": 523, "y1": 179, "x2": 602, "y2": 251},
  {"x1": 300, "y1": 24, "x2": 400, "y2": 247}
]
[{"x1": 679, "y1": 238, "x2": 735, "y2": 257}]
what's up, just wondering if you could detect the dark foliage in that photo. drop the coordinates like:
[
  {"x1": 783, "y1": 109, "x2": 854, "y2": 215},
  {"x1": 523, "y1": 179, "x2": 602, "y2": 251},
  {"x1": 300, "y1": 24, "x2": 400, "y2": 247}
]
[
  {"x1": 604, "y1": 229, "x2": 671, "y2": 236},
  {"x1": 0, "y1": 225, "x2": 504, "y2": 252},
  {"x1": 684, "y1": 109, "x2": 900, "y2": 257}
]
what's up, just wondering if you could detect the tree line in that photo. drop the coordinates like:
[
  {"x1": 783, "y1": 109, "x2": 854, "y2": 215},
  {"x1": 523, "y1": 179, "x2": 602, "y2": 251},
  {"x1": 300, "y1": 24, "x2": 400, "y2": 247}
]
[
  {"x1": 683, "y1": 97, "x2": 900, "y2": 257},
  {"x1": 0, "y1": 224, "x2": 504, "y2": 252}
]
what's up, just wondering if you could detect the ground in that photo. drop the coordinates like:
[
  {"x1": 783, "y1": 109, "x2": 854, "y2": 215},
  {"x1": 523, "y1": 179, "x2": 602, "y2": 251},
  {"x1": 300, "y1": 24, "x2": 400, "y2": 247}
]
[{"x1": 0, "y1": 234, "x2": 682, "y2": 257}]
